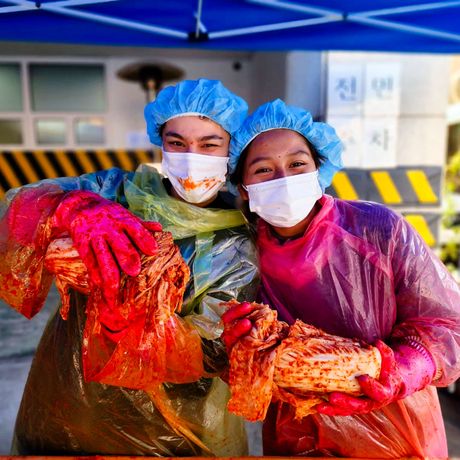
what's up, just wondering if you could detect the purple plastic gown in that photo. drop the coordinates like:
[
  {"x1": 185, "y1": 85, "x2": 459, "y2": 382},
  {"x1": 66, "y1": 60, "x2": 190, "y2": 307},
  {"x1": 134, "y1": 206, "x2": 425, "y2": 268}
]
[{"x1": 258, "y1": 195, "x2": 460, "y2": 458}]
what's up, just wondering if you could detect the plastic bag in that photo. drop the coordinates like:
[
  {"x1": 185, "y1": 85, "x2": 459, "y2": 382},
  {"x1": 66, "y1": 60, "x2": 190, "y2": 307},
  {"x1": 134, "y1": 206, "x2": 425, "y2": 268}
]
[
  {"x1": 0, "y1": 184, "x2": 64, "y2": 318},
  {"x1": 257, "y1": 194, "x2": 459, "y2": 458},
  {"x1": 45, "y1": 234, "x2": 203, "y2": 389},
  {"x1": 2, "y1": 166, "x2": 259, "y2": 455}
]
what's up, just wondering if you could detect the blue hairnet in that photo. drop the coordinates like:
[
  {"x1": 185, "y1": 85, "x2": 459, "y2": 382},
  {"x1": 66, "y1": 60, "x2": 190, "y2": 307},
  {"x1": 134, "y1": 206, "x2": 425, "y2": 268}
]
[
  {"x1": 229, "y1": 99, "x2": 343, "y2": 190},
  {"x1": 144, "y1": 79, "x2": 248, "y2": 146}
]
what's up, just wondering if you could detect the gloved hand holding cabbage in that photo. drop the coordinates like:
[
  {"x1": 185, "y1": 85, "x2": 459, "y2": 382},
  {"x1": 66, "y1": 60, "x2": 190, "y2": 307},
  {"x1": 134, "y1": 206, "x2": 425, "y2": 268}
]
[
  {"x1": 222, "y1": 301, "x2": 436, "y2": 421},
  {"x1": 52, "y1": 190, "x2": 162, "y2": 305},
  {"x1": 315, "y1": 338, "x2": 436, "y2": 416}
]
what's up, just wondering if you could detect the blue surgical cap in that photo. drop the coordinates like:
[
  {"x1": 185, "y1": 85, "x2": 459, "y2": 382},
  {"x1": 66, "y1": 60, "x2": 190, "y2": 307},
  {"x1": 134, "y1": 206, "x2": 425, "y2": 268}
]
[
  {"x1": 229, "y1": 99, "x2": 343, "y2": 190},
  {"x1": 144, "y1": 78, "x2": 248, "y2": 146}
]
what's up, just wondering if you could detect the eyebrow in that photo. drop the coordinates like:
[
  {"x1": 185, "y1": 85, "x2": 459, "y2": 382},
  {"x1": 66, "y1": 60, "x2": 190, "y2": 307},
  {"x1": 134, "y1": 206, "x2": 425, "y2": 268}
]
[
  {"x1": 164, "y1": 131, "x2": 184, "y2": 140},
  {"x1": 163, "y1": 131, "x2": 224, "y2": 142},
  {"x1": 248, "y1": 150, "x2": 311, "y2": 167},
  {"x1": 199, "y1": 135, "x2": 225, "y2": 141}
]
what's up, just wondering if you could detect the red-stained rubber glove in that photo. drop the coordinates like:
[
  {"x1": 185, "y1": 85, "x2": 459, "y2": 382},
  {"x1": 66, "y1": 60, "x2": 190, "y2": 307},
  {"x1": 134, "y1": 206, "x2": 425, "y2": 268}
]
[
  {"x1": 221, "y1": 301, "x2": 255, "y2": 351},
  {"x1": 315, "y1": 339, "x2": 436, "y2": 416},
  {"x1": 52, "y1": 190, "x2": 162, "y2": 303}
]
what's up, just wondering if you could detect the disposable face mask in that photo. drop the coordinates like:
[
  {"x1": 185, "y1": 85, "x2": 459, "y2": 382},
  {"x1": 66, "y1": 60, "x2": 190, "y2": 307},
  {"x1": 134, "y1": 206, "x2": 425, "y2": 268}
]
[
  {"x1": 244, "y1": 171, "x2": 323, "y2": 228},
  {"x1": 161, "y1": 150, "x2": 229, "y2": 204}
]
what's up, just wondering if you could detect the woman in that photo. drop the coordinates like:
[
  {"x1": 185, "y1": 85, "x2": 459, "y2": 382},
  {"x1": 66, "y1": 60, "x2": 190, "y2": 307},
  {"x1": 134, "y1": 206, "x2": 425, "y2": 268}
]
[
  {"x1": 1, "y1": 79, "x2": 258, "y2": 455},
  {"x1": 223, "y1": 99, "x2": 460, "y2": 458}
]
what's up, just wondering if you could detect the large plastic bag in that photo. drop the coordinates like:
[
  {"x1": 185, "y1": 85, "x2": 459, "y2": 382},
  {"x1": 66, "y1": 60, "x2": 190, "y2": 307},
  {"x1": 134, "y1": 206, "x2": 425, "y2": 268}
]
[
  {"x1": 0, "y1": 168, "x2": 129, "y2": 319},
  {"x1": 1, "y1": 166, "x2": 259, "y2": 455},
  {"x1": 45, "y1": 234, "x2": 203, "y2": 390},
  {"x1": 0, "y1": 183, "x2": 64, "y2": 318},
  {"x1": 127, "y1": 166, "x2": 259, "y2": 336},
  {"x1": 263, "y1": 387, "x2": 446, "y2": 458},
  {"x1": 257, "y1": 194, "x2": 460, "y2": 458}
]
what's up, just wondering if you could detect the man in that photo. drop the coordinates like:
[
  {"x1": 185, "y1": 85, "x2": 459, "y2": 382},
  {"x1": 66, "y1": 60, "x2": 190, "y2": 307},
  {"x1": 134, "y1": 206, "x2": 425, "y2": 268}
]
[{"x1": 0, "y1": 79, "x2": 258, "y2": 455}]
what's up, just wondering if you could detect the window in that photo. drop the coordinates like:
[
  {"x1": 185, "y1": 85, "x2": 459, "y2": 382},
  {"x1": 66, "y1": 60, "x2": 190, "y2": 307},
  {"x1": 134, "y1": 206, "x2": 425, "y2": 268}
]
[
  {"x1": 0, "y1": 64, "x2": 22, "y2": 112},
  {"x1": 0, "y1": 60, "x2": 108, "y2": 147},
  {"x1": 0, "y1": 119, "x2": 23, "y2": 144},
  {"x1": 75, "y1": 117, "x2": 105, "y2": 145},
  {"x1": 35, "y1": 119, "x2": 67, "y2": 145},
  {"x1": 29, "y1": 64, "x2": 105, "y2": 112}
]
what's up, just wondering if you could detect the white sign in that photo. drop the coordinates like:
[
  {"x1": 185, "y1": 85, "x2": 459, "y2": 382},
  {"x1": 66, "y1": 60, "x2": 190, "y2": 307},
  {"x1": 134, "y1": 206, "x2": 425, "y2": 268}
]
[
  {"x1": 327, "y1": 63, "x2": 363, "y2": 116},
  {"x1": 327, "y1": 116, "x2": 363, "y2": 168},
  {"x1": 364, "y1": 63, "x2": 401, "y2": 116},
  {"x1": 362, "y1": 118, "x2": 398, "y2": 168}
]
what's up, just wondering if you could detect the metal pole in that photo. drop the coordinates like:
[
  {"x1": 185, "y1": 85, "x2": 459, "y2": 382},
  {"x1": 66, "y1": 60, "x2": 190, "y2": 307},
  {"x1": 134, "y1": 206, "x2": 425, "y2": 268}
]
[{"x1": 195, "y1": 0, "x2": 204, "y2": 38}]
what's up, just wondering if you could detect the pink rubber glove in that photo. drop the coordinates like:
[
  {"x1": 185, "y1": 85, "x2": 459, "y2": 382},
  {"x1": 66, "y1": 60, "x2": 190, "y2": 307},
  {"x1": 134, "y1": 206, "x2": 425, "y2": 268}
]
[
  {"x1": 221, "y1": 301, "x2": 255, "y2": 351},
  {"x1": 52, "y1": 190, "x2": 162, "y2": 303},
  {"x1": 316, "y1": 339, "x2": 436, "y2": 416}
]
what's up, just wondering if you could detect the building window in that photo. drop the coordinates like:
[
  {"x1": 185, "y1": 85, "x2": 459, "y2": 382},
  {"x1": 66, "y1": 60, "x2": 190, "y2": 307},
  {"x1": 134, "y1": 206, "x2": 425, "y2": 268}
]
[
  {"x1": 75, "y1": 117, "x2": 105, "y2": 145},
  {"x1": 29, "y1": 64, "x2": 106, "y2": 112},
  {"x1": 0, "y1": 119, "x2": 23, "y2": 144},
  {"x1": 35, "y1": 119, "x2": 67, "y2": 145},
  {"x1": 0, "y1": 64, "x2": 22, "y2": 112},
  {"x1": 0, "y1": 60, "x2": 108, "y2": 147}
]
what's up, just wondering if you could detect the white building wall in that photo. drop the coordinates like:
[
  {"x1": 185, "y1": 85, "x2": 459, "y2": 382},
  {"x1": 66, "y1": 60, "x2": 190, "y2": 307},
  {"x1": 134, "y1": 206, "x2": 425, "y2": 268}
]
[
  {"x1": 250, "y1": 52, "x2": 287, "y2": 109},
  {"x1": 0, "y1": 44, "x2": 452, "y2": 169},
  {"x1": 326, "y1": 52, "x2": 450, "y2": 167},
  {"x1": 285, "y1": 51, "x2": 324, "y2": 119},
  {"x1": 0, "y1": 47, "x2": 255, "y2": 149},
  {"x1": 106, "y1": 53, "x2": 253, "y2": 148}
]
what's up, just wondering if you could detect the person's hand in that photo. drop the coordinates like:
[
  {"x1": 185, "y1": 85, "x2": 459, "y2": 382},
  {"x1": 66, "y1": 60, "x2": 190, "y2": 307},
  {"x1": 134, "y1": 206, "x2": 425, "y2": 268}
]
[
  {"x1": 221, "y1": 301, "x2": 255, "y2": 352},
  {"x1": 315, "y1": 339, "x2": 436, "y2": 416},
  {"x1": 52, "y1": 190, "x2": 162, "y2": 303}
]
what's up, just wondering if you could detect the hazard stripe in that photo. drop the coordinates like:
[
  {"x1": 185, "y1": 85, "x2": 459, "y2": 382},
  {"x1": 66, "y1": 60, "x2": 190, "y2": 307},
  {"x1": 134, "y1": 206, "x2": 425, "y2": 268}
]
[
  {"x1": 24, "y1": 151, "x2": 46, "y2": 180},
  {"x1": 331, "y1": 171, "x2": 359, "y2": 200},
  {"x1": 95, "y1": 149, "x2": 114, "y2": 170},
  {"x1": 405, "y1": 214, "x2": 436, "y2": 247},
  {"x1": 13, "y1": 150, "x2": 40, "y2": 184},
  {"x1": 45, "y1": 151, "x2": 66, "y2": 177},
  {"x1": 34, "y1": 150, "x2": 58, "y2": 178},
  {"x1": 0, "y1": 152, "x2": 21, "y2": 189},
  {"x1": 75, "y1": 149, "x2": 97, "y2": 173},
  {"x1": 54, "y1": 149, "x2": 78, "y2": 177},
  {"x1": 115, "y1": 149, "x2": 134, "y2": 171},
  {"x1": 406, "y1": 170, "x2": 438, "y2": 204},
  {"x1": 106, "y1": 150, "x2": 122, "y2": 169},
  {"x1": 0, "y1": 149, "x2": 182, "y2": 199},
  {"x1": 326, "y1": 167, "x2": 442, "y2": 206},
  {"x1": 3, "y1": 152, "x2": 28, "y2": 185},
  {"x1": 134, "y1": 149, "x2": 152, "y2": 165},
  {"x1": 370, "y1": 171, "x2": 402, "y2": 204}
]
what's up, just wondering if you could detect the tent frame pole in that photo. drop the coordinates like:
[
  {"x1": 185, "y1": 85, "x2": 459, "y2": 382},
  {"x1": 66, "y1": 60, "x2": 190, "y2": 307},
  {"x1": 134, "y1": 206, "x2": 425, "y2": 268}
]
[
  {"x1": 349, "y1": 15, "x2": 460, "y2": 43},
  {"x1": 210, "y1": 16, "x2": 341, "y2": 39},
  {"x1": 0, "y1": 0, "x2": 188, "y2": 39}
]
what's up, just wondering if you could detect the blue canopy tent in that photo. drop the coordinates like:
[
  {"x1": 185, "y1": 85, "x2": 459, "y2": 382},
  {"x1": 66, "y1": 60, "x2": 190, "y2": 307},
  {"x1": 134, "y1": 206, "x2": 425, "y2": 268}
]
[{"x1": 0, "y1": 0, "x2": 460, "y2": 52}]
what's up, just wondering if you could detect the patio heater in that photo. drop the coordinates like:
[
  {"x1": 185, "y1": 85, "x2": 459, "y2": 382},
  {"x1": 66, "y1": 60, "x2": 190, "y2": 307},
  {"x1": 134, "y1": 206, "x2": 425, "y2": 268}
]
[{"x1": 117, "y1": 62, "x2": 184, "y2": 102}]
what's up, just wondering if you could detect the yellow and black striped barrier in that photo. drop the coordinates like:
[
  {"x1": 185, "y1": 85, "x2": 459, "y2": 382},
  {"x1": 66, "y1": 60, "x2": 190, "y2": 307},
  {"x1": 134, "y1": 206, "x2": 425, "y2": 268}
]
[
  {"x1": 324, "y1": 167, "x2": 443, "y2": 246},
  {"x1": 0, "y1": 149, "x2": 159, "y2": 198},
  {"x1": 327, "y1": 167, "x2": 442, "y2": 206},
  {"x1": 0, "y1": 153, "x2": 442, "y2": 247},
  {"x1": 402, "y1": 212, "x2": 440, "y2": 247}
]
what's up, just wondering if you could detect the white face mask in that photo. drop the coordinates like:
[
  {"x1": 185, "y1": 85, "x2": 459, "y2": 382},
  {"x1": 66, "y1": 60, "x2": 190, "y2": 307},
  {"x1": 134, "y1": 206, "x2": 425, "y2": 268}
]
[
  {"x1": 244, "y1": 171, "x2": 323, "y2": 228},
  {"x1": 161, "y1": 150, "x2": 229, "y2": 204}
]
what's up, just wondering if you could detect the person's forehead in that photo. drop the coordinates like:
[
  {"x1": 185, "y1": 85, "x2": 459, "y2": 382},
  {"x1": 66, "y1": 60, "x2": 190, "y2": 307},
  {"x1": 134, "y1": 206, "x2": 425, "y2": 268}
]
[
  {"x1": 249, "y1": 129, "x2": 307, "y2": 152},
  {"x1": 164, "y1": 115, "x2": 226, "y2": 135}
]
